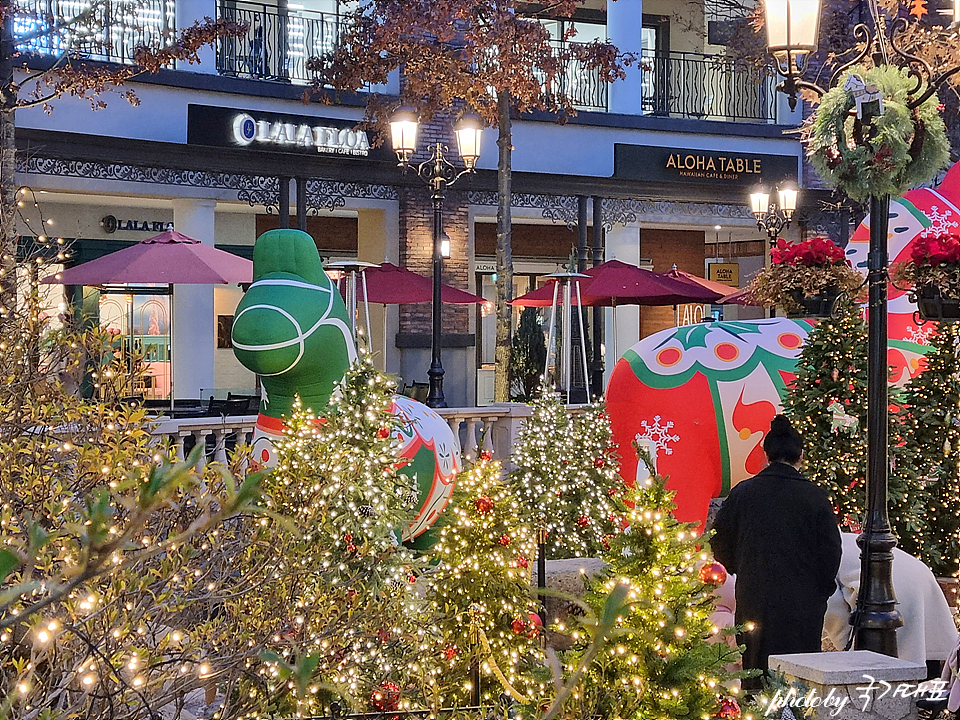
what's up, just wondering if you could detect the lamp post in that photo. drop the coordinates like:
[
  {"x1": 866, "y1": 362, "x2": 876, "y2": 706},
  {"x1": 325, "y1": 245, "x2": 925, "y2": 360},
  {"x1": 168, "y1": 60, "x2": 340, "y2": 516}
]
[
  {"x1": 763, "y1": 0, "x2": 960, "y2": 655},
  {"x1": 750, "y1": 184, "x2": 798, "y2": 246},
  {"x1": 389, "y1": 108, "x2": 483, "y2": 408}
]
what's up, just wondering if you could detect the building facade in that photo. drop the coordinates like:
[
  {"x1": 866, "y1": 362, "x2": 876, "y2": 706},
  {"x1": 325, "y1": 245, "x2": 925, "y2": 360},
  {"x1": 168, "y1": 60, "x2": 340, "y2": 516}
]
[{"x1": 14, "y1": 0, "x2": 808, "y2": 407}]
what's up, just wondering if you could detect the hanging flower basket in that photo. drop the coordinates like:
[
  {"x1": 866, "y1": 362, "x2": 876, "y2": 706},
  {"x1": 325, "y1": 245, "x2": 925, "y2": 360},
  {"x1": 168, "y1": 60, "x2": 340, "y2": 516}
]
[
  {"x1": 789, "y1": 286, "x2": 840, "y2": 318},
  {"x1": 806, "y1": 65, "x2": 950, "y2": 202},
  {"x1": 915, "y1": 285, "x2": 960, "y2": 322},
  {"x1": 891, "y1": 232, "x2": 960, "y2": 323},
  {"x1": 747, "y1": 237, "x2": 863, "y2": 316}
]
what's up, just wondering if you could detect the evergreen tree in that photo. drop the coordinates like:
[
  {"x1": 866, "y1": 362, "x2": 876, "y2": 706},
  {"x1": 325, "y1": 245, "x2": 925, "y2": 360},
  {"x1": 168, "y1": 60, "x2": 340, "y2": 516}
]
[
  {"x1": 781, "y1": 305, "x2": 929, "y2": 558},
  {"x1": 564, "y1": 451, "x2": 741, "y2": 720},
  {"x1": 509, "y1": 394, "x2": 621, "y2": 559},
  {"x1": 898, "y1": 323, "x2": 960, "y2": 576},
  {"x1": 222, "y1": 354, "x2": 435, "y2": 717},
  {"x1": 510, "y1": 307, "x2": 547, "y2": 401},
  {"x1": 425, "y1": 454, "x2": 545, "y2": 707}
]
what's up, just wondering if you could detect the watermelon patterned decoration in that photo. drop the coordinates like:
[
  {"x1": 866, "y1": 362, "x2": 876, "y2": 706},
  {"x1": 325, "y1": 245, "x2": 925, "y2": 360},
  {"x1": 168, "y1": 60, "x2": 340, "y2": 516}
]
[
  {"x1": 231, "y1": 229, "x2": 459, "y2": 545},
  {"x1": 606, "y1": 318, "x2": 812, "y2": 527}
]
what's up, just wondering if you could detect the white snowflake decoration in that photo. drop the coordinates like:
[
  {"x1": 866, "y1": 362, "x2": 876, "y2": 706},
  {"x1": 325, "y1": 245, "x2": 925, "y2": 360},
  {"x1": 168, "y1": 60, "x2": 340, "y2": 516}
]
[
  {"x1": 924, "y1": 205, "x2": 959, "y2": 237},
  {"x1": 905, "y1": 324, "x2": 934, "y2": 346},
  {"x1": 636, "y1": 415, "x2": 680, "y2": 456}
]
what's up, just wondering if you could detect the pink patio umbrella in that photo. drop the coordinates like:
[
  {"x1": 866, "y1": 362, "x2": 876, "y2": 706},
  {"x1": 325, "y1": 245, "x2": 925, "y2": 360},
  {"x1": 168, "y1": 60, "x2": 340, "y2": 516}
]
[{"x1": 42, "y1": 230, "x2": 253, "y2": 409}]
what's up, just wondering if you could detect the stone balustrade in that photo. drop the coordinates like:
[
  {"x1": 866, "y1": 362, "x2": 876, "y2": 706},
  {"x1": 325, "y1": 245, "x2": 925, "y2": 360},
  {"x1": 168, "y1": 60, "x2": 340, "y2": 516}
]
[{"x1": 149, "y1": 403, "x2": 590, "y2": 470}]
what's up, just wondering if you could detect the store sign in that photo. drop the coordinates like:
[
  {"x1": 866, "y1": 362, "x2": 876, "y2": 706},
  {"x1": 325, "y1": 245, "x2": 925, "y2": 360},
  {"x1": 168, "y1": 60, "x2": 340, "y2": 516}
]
[
  {"x1": 187, "y1": 105, "x2": 390, "y2": 159},
  {"x1": 101, "y1": 215, "x2": 172, "y2": 233},
  {"x1": 613, "y1": 144, "x2": 798, "y2": 185},
  {"x1": 708, "y1": 262, "x2": 740, "y2": 286}
]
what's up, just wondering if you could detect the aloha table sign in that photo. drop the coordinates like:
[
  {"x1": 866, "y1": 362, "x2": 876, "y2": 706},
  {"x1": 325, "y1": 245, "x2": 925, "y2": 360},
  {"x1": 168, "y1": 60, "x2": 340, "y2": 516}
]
[
  {"x1": 187, "y1": 105, "x2": 390, "y2": 159},
  {"x1": 614, "y1": 144, "x2": 798, "y2": 186}
]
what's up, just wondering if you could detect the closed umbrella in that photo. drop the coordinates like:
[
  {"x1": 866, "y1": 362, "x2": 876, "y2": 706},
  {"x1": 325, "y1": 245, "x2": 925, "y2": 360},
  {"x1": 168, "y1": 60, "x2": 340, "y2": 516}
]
[{"x1": 42, "y1": 230, "x2": 253, "y2": 409}]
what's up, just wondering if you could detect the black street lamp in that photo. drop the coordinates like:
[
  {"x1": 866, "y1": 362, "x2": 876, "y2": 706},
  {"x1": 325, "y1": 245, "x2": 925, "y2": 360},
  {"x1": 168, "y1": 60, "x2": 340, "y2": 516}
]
[
  {"x1": 389, "y1": 107, "x2": 483, "y2": 408},
  {"x1": 750, "y1": 184, "x2": 799, "y2": 246},
  {"x1": 764, "y1": 0, "x2": 960, "y2": 655}
]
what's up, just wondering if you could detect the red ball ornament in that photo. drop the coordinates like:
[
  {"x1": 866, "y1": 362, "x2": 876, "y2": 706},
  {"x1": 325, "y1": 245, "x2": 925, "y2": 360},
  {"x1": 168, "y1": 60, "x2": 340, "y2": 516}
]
[
  {"x1": 370, "y1": 682, "x2": 401, "y2": 711},
  {"x1": 577, "y1": 515, "x2": 590, "y2": 528},
  {"x1": 516, "y1": 555, "x2": 528, "y2": 569},
  {"x1": 407, "y1": 574, "x2": 417, "y2": 584},
  {"x1": 498, "y1": 534, "x2": 511, "y2": 546},
  {"x1": 698, "y1": 561, "x2": 728, "y2": 586},
  {"x1": 344, "y1": 533, "x2": 353, "y2": 543},
  {"x1": 377, "y1": 426, "x2": 391, "y2": 439},
  {"x1": 443, "y1": 645, "x2": 458, "y2": 660},
  {"x1": 717, "y1": 697, "x2": 740, "y2": 719},
  {"x1": 475, "y1": 496, "x2": 494, "y2": 515},
  {"x1": 528, "y1": 612, "x2": 543, "y2": 628},
  {"x1": 593, "y1": 457, "x2": 606, "y2": 469},
  {"x1": 510, "y1": 618, "x2": 526, "y2": 634},
  {"x1": 479, "y1": 450, "x2": 492, "y2": 461},
  {"x1": 346, "y1": 543, "x2": 356, "y2": 553}
]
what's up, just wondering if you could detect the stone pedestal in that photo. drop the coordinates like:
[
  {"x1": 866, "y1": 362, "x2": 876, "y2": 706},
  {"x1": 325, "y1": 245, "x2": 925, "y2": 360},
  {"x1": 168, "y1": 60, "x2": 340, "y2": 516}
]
[{"x1": 768, "y1": 651, "x2": 926, "y2": 720}]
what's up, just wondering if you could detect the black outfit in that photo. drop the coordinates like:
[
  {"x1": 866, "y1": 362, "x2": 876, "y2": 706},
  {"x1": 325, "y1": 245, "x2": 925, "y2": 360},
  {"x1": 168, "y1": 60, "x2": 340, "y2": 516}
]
[{"x1": 712, "y1": 462, "x2": 842, "y2": 678}]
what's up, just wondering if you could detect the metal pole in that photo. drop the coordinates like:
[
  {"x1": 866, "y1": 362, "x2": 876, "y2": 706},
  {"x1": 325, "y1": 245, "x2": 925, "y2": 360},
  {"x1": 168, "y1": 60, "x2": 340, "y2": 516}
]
[
  {"x1": 537, "y1": 512, "x2": 547, "y2": 626},
  {"x1": 296, "y1": 177, "x2": 307, "y2": 231},
  {"x1": 562, "y1": 279, "x2": 572, "y2": 404},
  {"x1": 854, "y1": 193, "x2": 903, "y2": 655},
  {"x1": 427, "y1": 149, "x2": 446, "y2": 408},
  {"x1": 575, "y1": 280, "x2": 590, "y2": 402},
  {"x1": 278, "y1": 178, "x2": 290, "y2": 229},
  {"x1": 591, "y1": 196, "x2": 604, "y2": 394},
  {"x1": 543, "y1": 282, "x2": 560, "y2": 391}
]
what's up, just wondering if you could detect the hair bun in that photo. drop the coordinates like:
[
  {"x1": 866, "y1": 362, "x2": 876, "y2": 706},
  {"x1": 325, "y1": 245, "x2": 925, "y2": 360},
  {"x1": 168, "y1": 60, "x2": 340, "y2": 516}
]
[{"x1": 769, "y1": 415, "x2": 793, "y2": 433}]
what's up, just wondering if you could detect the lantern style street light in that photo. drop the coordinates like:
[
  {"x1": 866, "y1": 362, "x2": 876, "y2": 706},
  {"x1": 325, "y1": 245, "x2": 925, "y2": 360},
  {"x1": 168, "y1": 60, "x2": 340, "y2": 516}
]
[
  {"x1": 389, "y1": 107, "x2": 483, "y2": 408},
  {"x1": 763, "y1": 0, "x2": 960, "y2": 656},
  {"x1": 750, "y1": 184, "x2": 798, "y2": 245}
]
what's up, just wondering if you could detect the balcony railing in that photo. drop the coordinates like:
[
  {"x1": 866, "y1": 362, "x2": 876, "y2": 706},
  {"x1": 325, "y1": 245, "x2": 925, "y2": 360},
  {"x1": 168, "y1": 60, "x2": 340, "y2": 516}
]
[
  {"x1": 216, "y1": 0, "x2": 340, "y2": 83},
  {"x1": 542, "y1": 39, "x2": 608, "y2": 113},
  {"x1": 641, "y1": 50, "x2": 778, "y2": 124},
  {"x1": 14, "y1": 0, "x2": 176, "y2": 65}
]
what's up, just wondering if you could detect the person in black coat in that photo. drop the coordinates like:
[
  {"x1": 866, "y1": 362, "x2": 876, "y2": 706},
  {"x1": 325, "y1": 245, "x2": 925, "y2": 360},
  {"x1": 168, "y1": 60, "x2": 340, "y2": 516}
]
[{"x1": 711, "y1": 414, "x2": 842, "y2": 683}]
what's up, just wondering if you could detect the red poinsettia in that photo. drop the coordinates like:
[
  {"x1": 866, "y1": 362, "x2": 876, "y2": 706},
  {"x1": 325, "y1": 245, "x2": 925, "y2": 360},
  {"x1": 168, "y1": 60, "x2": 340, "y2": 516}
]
[
  {"x1": 910, "y1": 232, "x2": 960, "y2": 267},
  {"x1": 771, "y1": 236, "x2": 848, "y2": 267}
]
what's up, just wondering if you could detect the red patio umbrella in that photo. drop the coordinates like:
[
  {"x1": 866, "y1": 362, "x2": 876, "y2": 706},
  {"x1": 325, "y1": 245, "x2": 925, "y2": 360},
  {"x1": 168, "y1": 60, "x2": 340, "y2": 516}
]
[
  {"x1": 664, "y1": 265, "x2": 736, "y2": 297},
  {"x1": 43, "y1": 230, "x2": 253, "y2": 286},
  {"x1": 344, "y1": 262, "x2": 485, "y2": 305},
  {"x1": 41, "y1": 230, "x2": 253, "y2": 410},
  {"x1": 510, "y1": 260, "x2": 723, "y2": 307}
]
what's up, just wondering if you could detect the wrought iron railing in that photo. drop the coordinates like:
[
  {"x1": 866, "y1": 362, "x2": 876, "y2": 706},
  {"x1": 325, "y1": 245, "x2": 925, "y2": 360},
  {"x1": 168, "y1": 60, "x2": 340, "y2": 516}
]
[
  {"x1": 13, "y1": 0, "x2": 176, "y2": 65},
  {"x1": 641, "y1": 50, "x2": 778, "y2": 123},
  {"x1": 540, "y1": 39, "x2": 608, "y2": 112},
  {"x1": 217, "y1": 0, "x2": 341, "y2": 83}
]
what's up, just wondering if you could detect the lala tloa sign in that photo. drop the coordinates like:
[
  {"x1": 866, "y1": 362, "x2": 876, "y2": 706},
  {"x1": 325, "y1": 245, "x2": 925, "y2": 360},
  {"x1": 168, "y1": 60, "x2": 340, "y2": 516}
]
[{"x1": 187, "y1": 105, "x2": 389, "y2": 159}]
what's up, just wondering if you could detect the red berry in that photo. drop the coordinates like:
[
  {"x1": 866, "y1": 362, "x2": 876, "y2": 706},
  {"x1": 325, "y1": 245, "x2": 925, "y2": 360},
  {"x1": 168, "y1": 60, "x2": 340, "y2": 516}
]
[
  {"x1": 594, "y1": 457, "x2": 605, "y2": 468},
  {"x1": 510, "y1": 618, "x2": 526, "y2": 634},
  {"x1": 475, "y1": 496, "x2": 494, "y2": 515},
  {"x1": 344, "y1": 533, "x2": 353, "y2": 543},
  {"x1": 443, "y1": 645, "x2": 458, "y2": 660},
  {"x1": 479, "y1": 450, "x2": 492, "y2": 461},
  {"x1": 498, "y1": 535, "x2": 511, "y2": 546},
  {"x1": 517, "y1": 556, "x2": 528, "y2": 569},
  {"x1": 577, "y1": 515, "x2": 590, "y2": 528},
  {"x1": 407, "y1": 575, "x2": 417, "y2": 584},
  {"x1": 347, "y1": 544, "x2": 356, "y2": 553}
]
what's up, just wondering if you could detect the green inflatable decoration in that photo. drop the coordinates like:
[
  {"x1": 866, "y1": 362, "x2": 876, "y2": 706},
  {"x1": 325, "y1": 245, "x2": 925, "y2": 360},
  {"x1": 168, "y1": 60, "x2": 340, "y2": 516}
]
[{"x1": 231, "y1": 230, "x2": 458, "y2": 545}]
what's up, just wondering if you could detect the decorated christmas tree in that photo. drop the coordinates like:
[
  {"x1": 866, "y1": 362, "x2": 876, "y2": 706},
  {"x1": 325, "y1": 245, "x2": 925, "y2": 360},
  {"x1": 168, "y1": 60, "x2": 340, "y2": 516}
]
[
  {"x1": 509, "y1": 393, "x2": 621, "y2": 559},
  {"x1": 898, "y1": 323, "x2": 960, "y2": 576},
  {"x1": 221, "y1": 354, "x2": 435, "y2": 717},
  {"x1": 563, "y1": 448, "x2": 741, "y2": 720},
  {"x1": 425, "y1": 453, "x2": 546, "y2": 707},
  {"x1": 781, "y1": 305, "x2": 930, "y2": 557}
]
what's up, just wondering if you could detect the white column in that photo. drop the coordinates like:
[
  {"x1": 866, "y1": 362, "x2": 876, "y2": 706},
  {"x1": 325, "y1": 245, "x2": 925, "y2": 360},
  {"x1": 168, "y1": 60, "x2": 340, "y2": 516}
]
[
  {"x1": 604, "y1": 222, "x2": 641, "y2": 386},
  {"x1": 176, "y1": 0, "x2": 218, "y2": 73},
  {"x1": 606, "y1": 0, "x2": 644, "y2": 115},
  {"x1": 171, "y1": 198, "x2": 217, "y2": 400}
]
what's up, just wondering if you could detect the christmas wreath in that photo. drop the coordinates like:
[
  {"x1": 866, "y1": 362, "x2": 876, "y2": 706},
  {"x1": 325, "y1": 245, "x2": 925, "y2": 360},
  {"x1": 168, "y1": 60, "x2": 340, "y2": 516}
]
[{"x1": 806, "y1": 65, "x2": 950, "y2": 202}]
